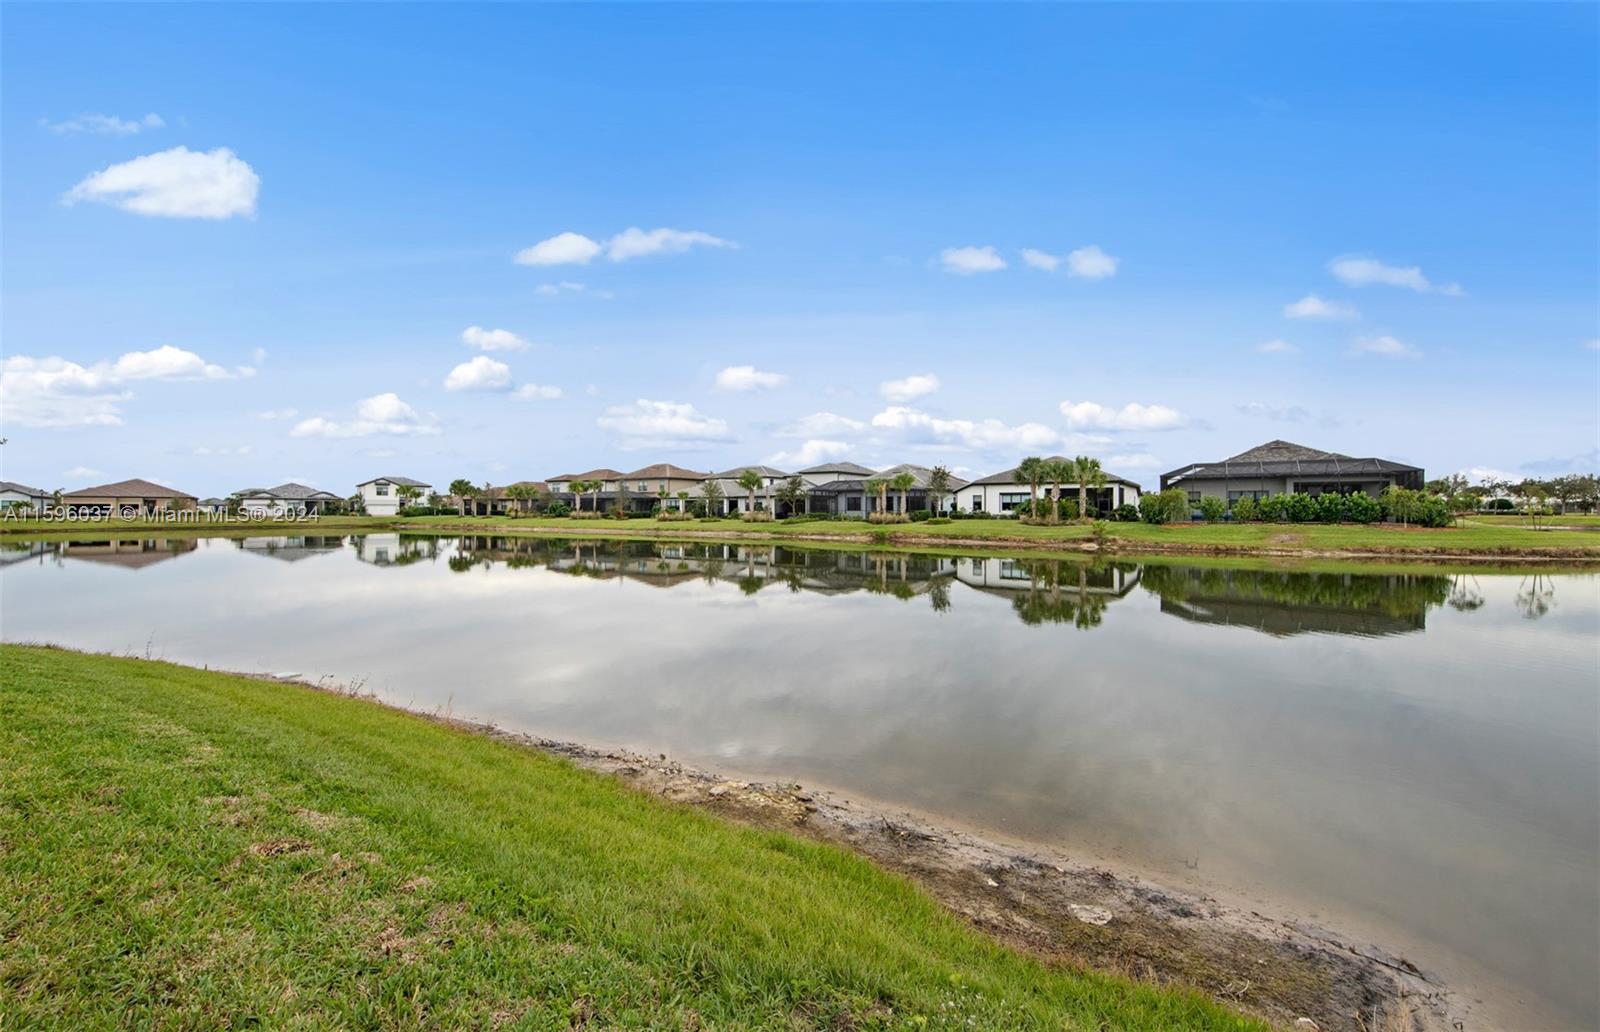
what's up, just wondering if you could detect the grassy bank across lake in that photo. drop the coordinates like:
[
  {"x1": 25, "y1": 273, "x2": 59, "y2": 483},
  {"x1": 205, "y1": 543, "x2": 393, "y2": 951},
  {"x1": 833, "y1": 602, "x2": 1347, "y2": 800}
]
[{"x1": 0, "y1": 645, "x2": 1260, "y2": 1030}]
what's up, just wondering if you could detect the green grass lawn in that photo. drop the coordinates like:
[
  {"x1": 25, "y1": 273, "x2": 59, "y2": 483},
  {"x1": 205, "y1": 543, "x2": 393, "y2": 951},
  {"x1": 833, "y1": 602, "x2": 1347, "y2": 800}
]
[{"x1": 0, "y1": 645, "x2": 1261, "y2": 1031}]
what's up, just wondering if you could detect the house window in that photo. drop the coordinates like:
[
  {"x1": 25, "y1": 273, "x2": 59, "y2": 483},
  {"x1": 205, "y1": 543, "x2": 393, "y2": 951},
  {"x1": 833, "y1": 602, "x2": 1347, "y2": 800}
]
[
  {"x1": 1187, "y1": 490, "x2": 1201, "y2": 508},
  {"x1": 375, "y1": 484, "x2": 389, "y2": 496},
  {"x1": 846, "y1": 496, "x2": 861, "y2": 512},
  {"x1": 971, "y1": 494, "x2": 983, "y2": 512},
  {"x1": 998, "y1": 492, "x2": 1028, "y2": 512},
  {"x1": 1226, "y1": 490, "x2": 1268, "y2": 507}
]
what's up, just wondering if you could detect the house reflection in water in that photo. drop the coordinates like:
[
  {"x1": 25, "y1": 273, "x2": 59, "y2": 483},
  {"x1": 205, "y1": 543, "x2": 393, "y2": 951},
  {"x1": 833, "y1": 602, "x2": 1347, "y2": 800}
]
[
  {"x1": 233, "y1": 536, "x2": 346, "y2": 562},
  {"x1": 350, "y1": 533, "x2": 439, "y2": 567},
  {"x1": 1139, "y1": 565, "x2": 1452, "y2": 637},
  {"x1": 54, "y1": 538, "x2": 199, "y2": 570},
  {"x1": 958, "y1": 556, "x2": 1142, "y2": 629}
]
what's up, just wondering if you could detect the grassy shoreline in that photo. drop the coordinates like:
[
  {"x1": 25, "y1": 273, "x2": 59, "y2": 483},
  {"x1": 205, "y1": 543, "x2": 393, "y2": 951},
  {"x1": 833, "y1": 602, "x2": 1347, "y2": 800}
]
[
  {"x1": 0, "y1": 644, "x2": 1261, "y2": 1030},
  {"x1": 3, "y1": 512, "x2": 1597, "y2": 563}
]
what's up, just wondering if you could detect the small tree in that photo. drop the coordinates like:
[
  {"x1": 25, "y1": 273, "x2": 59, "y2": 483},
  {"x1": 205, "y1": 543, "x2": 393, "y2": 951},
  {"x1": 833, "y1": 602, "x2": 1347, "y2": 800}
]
[
  {"x1": 397, "y1": 484, "x2": 421, "y2": 512},
  {"x1": 736, "y1": 469, "x2": 764, "y2": 514},
  {"x1": 1016, "y1": 457, "x2": 1045, "y2": 517},
  {"x1": 1072, "y1": 456, "x2": 1107, "y2": 522},
  {"x1": 927, "y1": 465, "x2": 952, "y2": 516},
  {"x1": 701, "y1": 479, "x2": 725, "y2": 517},
  {"x1": 448, "y1": 478, "x2": 475, "y2": 517},
  {"x1": 1198, "y1": 495, "x2": 1227, "y2": 523},
  {"x1": 890, "y1": 471, "x2": 916, "y2": 517},
  {"x1": 777, "y1": 476, "x2": 806, "y2": 516}
]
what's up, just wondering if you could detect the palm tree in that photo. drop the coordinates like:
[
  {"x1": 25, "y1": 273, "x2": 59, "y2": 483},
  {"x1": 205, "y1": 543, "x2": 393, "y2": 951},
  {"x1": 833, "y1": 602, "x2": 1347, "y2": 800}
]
[
  {"x1": 397, "y1": 484, "x2": 421, "y2": 512},
  {"x1": 777, "y1": 475, "x2": 806, "y2": 516},
  {"x1": 1072, "y1": 455, "x2": 1106, "y2": 522},
  {"x1": 864, "y1": 477, "x2": 887, "y2": 516},
  {"x1": 737, "y1": 469, "x2": 764, "y2": 515},
  {"x1": 927, "y1": 465, "x2": 952, "y2": 516},
  {"x1": 701, "y1": 479, "x2": 725, "y2": 517},
  {"x1": 448, "y1": 478, "x2": 474, "y2": 517},
  {"x1": 676, "y1": 490, "x2": 690, "y2": 513},
  {"x1": 1015, "y1": 456, "x2": 1045, "y2": 517},
  {"x1": 1042, "y1": 458, "x2": 1072, "y2": 523},
  {"x1": 891, "y1": 471, "x2": 916, "y2": 517}
]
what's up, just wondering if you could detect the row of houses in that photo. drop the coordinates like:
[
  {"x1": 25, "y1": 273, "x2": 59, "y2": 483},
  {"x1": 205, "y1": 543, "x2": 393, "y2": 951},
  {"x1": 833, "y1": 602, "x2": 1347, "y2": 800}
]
[{"x1": 0, "y1": 441, "x2": 1425, "y2": 520}]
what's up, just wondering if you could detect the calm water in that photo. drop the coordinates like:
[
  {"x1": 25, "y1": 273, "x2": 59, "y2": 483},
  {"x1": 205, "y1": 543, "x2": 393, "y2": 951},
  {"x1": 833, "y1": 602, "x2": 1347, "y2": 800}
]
[{"x1": 2, "y1": 533, "x2": 1596, "y2": 1026}]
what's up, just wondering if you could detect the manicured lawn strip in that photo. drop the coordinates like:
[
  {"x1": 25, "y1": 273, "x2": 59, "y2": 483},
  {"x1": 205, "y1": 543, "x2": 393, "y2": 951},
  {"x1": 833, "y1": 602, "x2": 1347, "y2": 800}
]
[{"x1": 0, "y1": 645, "x2": 1261, "y2": 1031}]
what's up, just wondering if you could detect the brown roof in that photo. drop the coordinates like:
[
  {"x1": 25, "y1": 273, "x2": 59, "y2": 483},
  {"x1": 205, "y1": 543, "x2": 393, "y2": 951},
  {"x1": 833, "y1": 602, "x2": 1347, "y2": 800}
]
[
  {"x1": 622, "y1": 463, "x2": 709, "y2": 480},
  {"x1": 63, "y1": 478, "x2": 196, "y2": 500},
  {"x1": 478, "y1": 481, "x2": 547, "y2": 499},
  {"x1": 549, "y1": 468, "x2": 623, "y2": 481}
]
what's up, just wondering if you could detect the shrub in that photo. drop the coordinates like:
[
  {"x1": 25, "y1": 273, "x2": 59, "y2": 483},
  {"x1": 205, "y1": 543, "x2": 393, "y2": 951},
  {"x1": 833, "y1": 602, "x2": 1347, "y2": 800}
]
[
  {"x1": 1314, "y1": 492, "x2": 1348, "y2": 524},
  {"x1": 927, "y1": 517, "x2": 952, "y2": 525},
  {"x1": 1090, "y1": 520, "x2": 1112, "y2": 548},
  {"x1": 1345, "y1": 492, "x2": 1380, "y2": 524},
  {"x1": 1257, "y1": 494, "x2": 1287, "y2": 522},
  {"x1": 1113, "y1": 503, "x2": 1140, "y2": 523},
  {"x1": 1284, "y1": 492, "x2": 1318, "y2": 523},
  {"x1": 870, "y1": 529, "x2": 891, "y2": 544},
  {"x1": 867, "y1": 513, "x2": 908, "y2": 524},
  {"x1": 908, "y1": 509, "x2": 932, "y2": 522},
  {"x1": 1197, "y1": 496, "x2": 1227, "y2": 523},
  {"x1": 740, "y1": 511, "x2": 774, "y2": 523},
  {"x1": 1487, "y1": 497, "x2": 1515, "y2": 511},
  {"x1": 1140, "y1": 489, "x2": 1190, "y2": 525},
  {"x1": 544, "y1": 501, "x2": 571, "y2": 517},
  {"x1": 1230, "y1": 496, "x2": 1259, "y2": 522},
  {"x1": 1057, "y1": 498, "x2": 1080, "y2": 521}
]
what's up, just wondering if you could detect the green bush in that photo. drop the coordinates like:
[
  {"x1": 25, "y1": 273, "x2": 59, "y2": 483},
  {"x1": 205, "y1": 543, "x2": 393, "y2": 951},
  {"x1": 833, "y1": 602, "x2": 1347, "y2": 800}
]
[
  {"x1": 1140, "y1": 488, "x2": 1190, "y2": 524},
  {"x1": 908, "y1": 509, "x2": 932, "y2": 522},
  {"x1": 1257, "y1": 494, "x2": 1287, "y2": 522},
  {"x1": 926, "y1": 517, "x2": 952, "y2": 525},
  {"x1": 1314, "y1": 492, "x2": 1348, "y2": 524},
  {"x1": 544, "y1": 501, "x2": 571, "y2": 517},
  {"x1": 1058, "y1": 498, "x2": 1080, "y2": 521},
  {"x1": 1345, "y1": 492, "x2": 1380, "y2": 523},
  {"x1": 1113, "y1": 503, "x2": 1140, "y2": 522},
  {"x1": 1197, "y1": 496, "x2": 1227, "y2": 523},
  {"x1": 1230, "y1": 496, "x2": 1259, "y2": 522},
  {"x1": 1284, "y1": 492, "x2": 1318, "y2": 523}
]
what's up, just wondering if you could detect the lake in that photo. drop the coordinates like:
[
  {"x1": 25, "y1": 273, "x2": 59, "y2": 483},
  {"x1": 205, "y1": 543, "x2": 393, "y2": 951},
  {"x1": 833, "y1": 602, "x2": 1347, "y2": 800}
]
[{"x1": 2, "y1": 532, "x2": 1595, "y2": 1027}]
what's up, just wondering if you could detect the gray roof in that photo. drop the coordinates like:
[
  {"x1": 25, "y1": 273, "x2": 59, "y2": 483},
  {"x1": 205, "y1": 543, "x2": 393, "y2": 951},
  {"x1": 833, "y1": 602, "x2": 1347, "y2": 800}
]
[
  {"x1": 967, "y1": 458, "x2": 1142, "y2": 489},
  {"x1": 199, "y1": 497, "x2": 226, "y2": 506},
  {"x1": 0, "y1": 481, "x2": 49, "y2": 497},
  {"x1": 63, "y1": 478, "x2": 196, "y2": 500},
  {"x1": 357, "y1": 475, "x2": 430, "y2": 488},
  {"x1": 548, "y1": 468, "x2": 623, "y2": 481},
  {"x1": 622, "y1": 463, "x2": 710, "y2": 480},
  {"x1": 243, "y1": 482, "x2": 341, "y2": 501},
  {"x1": 710, "y1": 465, "x2": 790, "y2": 479},
  {"x1": 872, "y1": 463, "x2": 970, "y2": 490},
  {"x1": 798, "y1": 461, "x2": 876, "y2": 476},
  {"x1": 1161, "y1": 440, "x2": 1422, "y2": 485}
]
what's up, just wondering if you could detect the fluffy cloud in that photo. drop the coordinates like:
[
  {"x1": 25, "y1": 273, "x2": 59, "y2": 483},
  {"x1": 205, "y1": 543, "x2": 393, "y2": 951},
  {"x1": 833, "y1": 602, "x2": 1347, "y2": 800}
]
[
  {"x1": 516, "y1": 227, "x2": 734, "y2": 266},
  {"x1": 460, "y1": 326, "x2": 529, "y2": 352},
  {"x1": 65, "y1": 146, "x2": 259, "y2": 219},
  {"x1": 880, "y1": 373, "x2": 940, "y2": 402},
  {"x1": 1255, "y1": 339, "x2": 1297, "y2": 355},
  {"x1": 1059, "y1": 400, "x2": 1184, "y2": 431},
  {"x1": 870, "y1": 406, "x2": 1062, "y2": 451},
  {"x1": 1020, "y1": 248, "x2": 1061, "y2": 272},
  {"x1": 512, "y1": 383, "x2": 563, "y2": 400},
  {"x1": 1283, "y1": 294, "x2": 1357, "y2": 320},
  {"x1": 1329, "y1": 256, "x2": 1461, "y2": 295},
  {"x1": 0, "y1": 345, "x2": 248, "y2": 428},
  {"x1": 1064, "y1": 244, "x2": 1118, "y2": 279},
  {"x1": 444, "y1": 355, "x2": 513, "y2": 391},
  {"x1": 765, "y1": 439, "x2": 853, "y2": 468},
  {"x1": 289, "y1": 393, "x2": 439, "y2": 438},
  {"x1": 42, "y1": 112, "x2": 164, "y2": 137},
  {"x1": 779, "y1": 411, "x2": 867, "y2": 437},
  {"x1": 938, "y1": 246, "x2": 1006, "y2": 275},
  {"x1": 1351, "y1": 334, "x2": 1420, "y2": 359},
  {"x1": 596, "y1": 399, "x2": 732, "y2": 449},
  {"x1": 714, "y1": 365, "x2": 789, "y2": 391}
]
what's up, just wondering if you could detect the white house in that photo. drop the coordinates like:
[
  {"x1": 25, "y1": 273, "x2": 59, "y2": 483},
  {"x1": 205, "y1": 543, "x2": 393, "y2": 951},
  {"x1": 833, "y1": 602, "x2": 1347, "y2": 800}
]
[
  {"x1": 0, "y1": 480, "x2": 51, "y2": 514},
  {"x1": 705, "y1": 465, "x2": 790, "y2": 514},
  {"x1": 237, "y1": 483, "x2": 342, "y2": 517},
  {"x1": 356, "y1": 476, "x2": 430, "y2": 517},
  {"x1": 954, "y1": 459, "x2": 1142, "y2": 517}
]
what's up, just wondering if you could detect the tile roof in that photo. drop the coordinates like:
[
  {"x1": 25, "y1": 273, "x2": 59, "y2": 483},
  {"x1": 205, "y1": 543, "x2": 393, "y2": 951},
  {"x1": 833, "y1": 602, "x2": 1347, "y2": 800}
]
[
  {"x1": 797, "y1": 461, "x2": 876, "y2": 475},
  {"x1": 622, "y1": 463, "x2": 710, "y2": 480},
  {"x1": 1162, "y1": 440, "x2": 1422, "y2": 484},
  {"x1": 63, "y1": 478, "x2": 196, "y2": 500},
  {"x1": 242, "y1": 482, "x2": 341, "y2": 501},
  {"x1": 966, "y1": 458, "x2": 1142, "y2": 488},
  {"x1": 710, "y1": 465, "x2": 791, "y2": 479},
  {"x1": 357, "y1": 475, "x2": 430, "y2": 488},
  {"x1": 549, "y1": 468, "x2": 623, "y2": 481},
  {"x1": 0, "y1": 481, "x2": 49, "y2": 497}
]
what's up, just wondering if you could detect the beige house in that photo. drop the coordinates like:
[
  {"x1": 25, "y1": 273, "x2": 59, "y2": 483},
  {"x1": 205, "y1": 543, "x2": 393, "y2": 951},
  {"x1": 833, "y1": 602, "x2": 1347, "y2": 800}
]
[
  {"x1": 620, "y1": 463, "x2": 709, "y2": 512},
  {"x1": 62, "y1": 479, "x2": 196, "y2": 516}
]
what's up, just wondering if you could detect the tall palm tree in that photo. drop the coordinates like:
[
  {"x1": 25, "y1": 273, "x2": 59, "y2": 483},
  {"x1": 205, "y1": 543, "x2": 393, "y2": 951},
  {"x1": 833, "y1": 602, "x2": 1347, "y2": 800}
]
[
  {"x1": 1073, "y1": 455, "x2": 1106, "y2": 522},
  {"x1": 927, "y1": 465, "x2": 952, "y2": 517},
  {"x1": 864, "y1": 477, "x2": 886, "y2": 516},
  {"x1": 397, "y1": 484, "x2": 421, "y2": 511},
  {"x1": 736, "y1": 469, "x2": 764, "y2": 515},
  {"x1": 448, "y1": 478, "x2": 474, "y2": 517},
  {"x1": 891, "y1": 471, "x2": 916, "y2": 516},
  {"x1": 1042, "y1": 458, "x2": 1072, "y2": 523},
  {"x1": 1015, "y1": 456, "x2": 1045, "y2": 517}
]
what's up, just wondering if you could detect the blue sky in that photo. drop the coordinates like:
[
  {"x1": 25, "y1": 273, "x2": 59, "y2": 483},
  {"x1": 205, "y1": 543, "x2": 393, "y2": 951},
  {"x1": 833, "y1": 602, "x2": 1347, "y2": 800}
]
[{"x1": 3, "y1": 3, "x2": 1596, "y2": 496}]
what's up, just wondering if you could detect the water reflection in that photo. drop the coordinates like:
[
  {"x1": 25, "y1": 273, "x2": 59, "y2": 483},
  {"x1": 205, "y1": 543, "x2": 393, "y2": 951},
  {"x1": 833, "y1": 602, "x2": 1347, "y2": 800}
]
[{"x1": 1140, "y1": 564, "x2": 1452, "y2": 637}]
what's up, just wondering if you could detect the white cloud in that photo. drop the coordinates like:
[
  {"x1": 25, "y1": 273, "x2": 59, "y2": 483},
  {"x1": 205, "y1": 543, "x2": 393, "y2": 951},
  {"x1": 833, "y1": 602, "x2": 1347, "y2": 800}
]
[
  {"x1": 870, "y1": 406, "x2": 1063, "y2": 452},
  {"x1": 714, "y1": 365, "x2": 788, "y2": 391},
  {"x1": 62, "y1": 466, "x2": 104, "y2": 480},
  {"x1": 1351, "y1": 334, "x2": 1420, "y2": 359},
  {"x1": 252, "y1": 347, "x2": 268, "y2": 366},
  {"x1": 1464, "y1": 466, "x2": 1519, "y2": 486},
  {"x1": 1283, "y1": 294, "x2": 1357, "y2": 320},
  {"x1": 0, "y1": 345, "x2": 245, "y2": 428},
  {"x1": 1064, "y1": 244, "x2": 1118, "y2": 279},
  {"x1": 516, "y1": 228, "x2": 734, "y2": 266},
  {"x1": 880, "y1": 373, "x2": 940, "y2": 403},
  {"x1": 444, "y1": 355, "x2": 513, "y2": 392},
  {"x1": 765, "y1": 439, "x2": 853, "y2": 468},
  {"x1": 535, "y1": 281, "x2": 587, "y2": 296},
  {"x1": 256, "y1": 408, "x2": 299, "y2": 420},
  {"x1": 605, "y1": 227, "x2": 735, "y2": 262},
  {"x1": 64, "y1": 146, "x2": 259, "y2": 219},
  {"x1": 1236, "y1": 402, "x2": 1309, "y2": 422},
  {"x1": 515, "y1": 232, "x2": 602, "y2": 266},
  {"x1": 42, "y1": 112, "x2": 164, "y2": 137},
  {"x1": 1020, "y1": 248, "x2": 1061, "y2": 272},
  {"x1": 461, "y1": 326, "x2": 529, "y2": 352},
  {"x1": 1059, "y1": 400, "x2": 1185, "y2": 431},
  {"x1": 289, "y1": 393, "x2": 439, "y2": 438},
  {"x1": 512, "y1": 383, "x2": 563, "y2": 400},
  {"x1": 596, "y1": 399, "x2": 731, "y2": 449},
  {"x1": 1329, "y1": 256, "x2": 1461, "y2": 295},
  {"x1": 780, "y1": 411, "x2": 866, "y2": 437},
  {"x1": 1255, "y1": 339, "x2": 1298, "y2": 355},
  {"x1": 938, "y1": 246, "x2": 1006, "y2": 275}
]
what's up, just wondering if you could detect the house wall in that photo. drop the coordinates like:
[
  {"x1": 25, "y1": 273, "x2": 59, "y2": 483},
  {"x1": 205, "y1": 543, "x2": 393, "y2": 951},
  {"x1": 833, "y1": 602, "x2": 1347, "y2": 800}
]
[
  {"x1": 63, "y1": 493, "x2": 195, "y2": 515},
  {"x1": 0, "y1": 490, "x2": 46, "y2": 513},
  {"x1": 359, "y1": 480, "x2": 426, "y2": 516},
  {"x1": 1178, "y1": 477, "x2": 1395, "y2": 507},
  {"x1": 953, "y1": 481, "x2": 1140, "y2": 516}
]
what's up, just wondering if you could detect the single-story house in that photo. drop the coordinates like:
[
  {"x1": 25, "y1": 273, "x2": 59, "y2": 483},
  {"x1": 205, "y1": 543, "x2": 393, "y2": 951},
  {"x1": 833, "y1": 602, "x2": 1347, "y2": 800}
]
[
  {"x1": 356, "y1": 475, "x2": 431, "y2": 517},
  {"x1": 806, "y1": 463, "x2": 969, "y2": 517},
  {"x1": 1159, "y1": 440, "x2": 1423, "y2": 508},
  {"x1": 198, "y1": 497, "x2": 227, "y2": 516},
  {"x1": 237, "y1": 483, "x2": 341, "y2": 517},
  {"x1": 705, "y1": 465, "x2": 790, "y2": 514},
  {"x1": 62, "y1": 479, "x2": 196, "y2": 517},
  {"x1": 545, "y1": 468, "x2": 624, "y2": 510},
  {"x1": 0, "y1": 480, "x2": 51, "y2": 514},
  {"x1": 954, "y1": 459, "x2": 1142, "y2": 516},
  {"x1": 451, "y1": 481, "x2": 548, "y2": 516}
]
